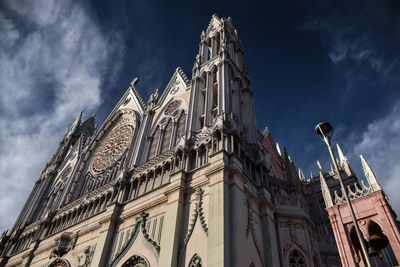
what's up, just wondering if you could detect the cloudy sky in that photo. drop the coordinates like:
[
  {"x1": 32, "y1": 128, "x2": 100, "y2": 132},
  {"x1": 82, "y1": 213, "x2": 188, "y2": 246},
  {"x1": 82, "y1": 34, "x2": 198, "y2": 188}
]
[{"x1": 0, "y1": 0, "x2": 399, "y2": 231}]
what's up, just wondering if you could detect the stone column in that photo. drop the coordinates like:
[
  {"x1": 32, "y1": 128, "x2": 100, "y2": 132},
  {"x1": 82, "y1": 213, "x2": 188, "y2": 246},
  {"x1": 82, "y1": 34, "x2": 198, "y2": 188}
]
[
  {"x1": 206, "y1": 165, "x2": 230, "y2": 267},
  {"x1": 259, "y1": 188, "x2": 280, "y2": 267},
  {"x1": 158, "y1": 171, "x2": 185, "y2": 267},
  {"x1": 327, "y1": 207, "x2": 355, "y2": 267},
  {"x1": 91, "y1": 204, "x2": 119, "y2": 267}
]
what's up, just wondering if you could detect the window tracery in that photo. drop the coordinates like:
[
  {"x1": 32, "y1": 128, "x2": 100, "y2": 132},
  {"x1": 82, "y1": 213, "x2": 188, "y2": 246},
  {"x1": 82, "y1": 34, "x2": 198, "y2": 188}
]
[
  {"x1": 148, "y1": 99, "x2": 186, "y2": 159},
  {"x1": 188, "y1": 254, "x2": 202, "y2": 267},
  {"x1": 289, "y1": 249, "x2": 307, "y2": 267},
  {"x1": 161, "y1": 120, "x2": 173, "y2": 153},
  {"x1": 90, "y1": 120, "x2": 135, "y2": 176},
  {"x1": 121, "y1": 255, "x2": 148, "y2": 267},
  {"x1": 47, "y1": 258, "x2": 70, "y2": 267},
  {"x1": 176, "y1": 112, "x2": 186, "y2": 144}
]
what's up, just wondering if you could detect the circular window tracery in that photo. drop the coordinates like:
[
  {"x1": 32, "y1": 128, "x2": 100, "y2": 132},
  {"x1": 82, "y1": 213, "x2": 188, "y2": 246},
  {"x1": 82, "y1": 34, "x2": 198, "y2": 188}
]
[
  {"x1": 90, "y1": 121, "x2": 135, "y2": 176},
  {"x1": 164, "y1": 100, "x2": 181, "y2": 116}
]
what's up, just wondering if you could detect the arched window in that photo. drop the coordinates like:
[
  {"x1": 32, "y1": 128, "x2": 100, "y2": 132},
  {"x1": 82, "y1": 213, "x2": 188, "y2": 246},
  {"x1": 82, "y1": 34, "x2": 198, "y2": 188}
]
[
  {"x1": 161, "y1": 120, "x2": 172, "y2": 153},
  {"x1": 212, "y1": 68, "x2": 218, "y2": 119},
  {"x1": 188, "y1": 253, "x2": 202, "y2": 267},
  {"x1": 121, "y1": 255, "x2": 148, "y2": 267},
  {"x1": 289, "y1": 249, "x2": 307, "y2": 267},
  {"x1": 176, "y1": 112, "x2": 186, "y2": 144},
  {"x1": 148, "y1": 127, "x2": 160, "y2": 160}
]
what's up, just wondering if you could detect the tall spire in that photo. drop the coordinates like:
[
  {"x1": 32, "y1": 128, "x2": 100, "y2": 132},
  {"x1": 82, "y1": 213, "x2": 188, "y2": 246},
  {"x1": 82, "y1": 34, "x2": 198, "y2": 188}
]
[
  {"x1": 319, "y1": 171, "x2": 333, "y2": 207},
  {"x1": 298, "y1": 168, "x2": 305, "y2": 181},
  {"x1": 336, "y1": 143, "x2": 353, "y2": 176},
  {"x1": 317, "y1": 160, "x2": 323, "y2": 172},
  {"x1": 336, "y1": 144, "x2": 348, "y2": 166},
  {"x1": 360, "y1": 155, "x2": 381, "y2": 191},
  {"x1": 276, "y1": 143, "x2": 282, "y2": 157}
]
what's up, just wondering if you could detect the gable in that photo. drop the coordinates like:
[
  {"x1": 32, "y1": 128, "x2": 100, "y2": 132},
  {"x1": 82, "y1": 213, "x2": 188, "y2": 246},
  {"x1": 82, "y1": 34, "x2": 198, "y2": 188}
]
[{"x1": 157, "y1": 67, "x2": 190, "y2": 107}]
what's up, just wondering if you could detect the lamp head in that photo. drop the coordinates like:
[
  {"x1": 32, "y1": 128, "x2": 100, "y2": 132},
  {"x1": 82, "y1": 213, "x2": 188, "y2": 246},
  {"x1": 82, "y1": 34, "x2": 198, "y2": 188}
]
[{"x1": 315, "y1": 122, "x2": 333, "y2": 137}]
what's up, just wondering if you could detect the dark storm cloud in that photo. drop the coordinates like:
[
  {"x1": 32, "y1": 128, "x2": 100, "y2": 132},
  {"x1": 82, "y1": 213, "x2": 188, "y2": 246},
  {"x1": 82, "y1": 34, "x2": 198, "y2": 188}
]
[
  {"x1": 0, "y1": 0, "x2": 125, "y2": 231},
  {"x1": 0, "y1": 0, "x2": 399, "y2": 231}
]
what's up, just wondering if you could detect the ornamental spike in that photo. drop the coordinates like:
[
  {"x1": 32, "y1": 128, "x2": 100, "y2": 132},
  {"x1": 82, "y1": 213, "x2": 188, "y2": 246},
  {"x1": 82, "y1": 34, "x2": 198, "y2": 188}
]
[
  {"x1": 360, "y1": 155, "x2": 381, "y2": 191},
  {"x1": 336, "y1": 143, "x2": 348, "y2": 166}
]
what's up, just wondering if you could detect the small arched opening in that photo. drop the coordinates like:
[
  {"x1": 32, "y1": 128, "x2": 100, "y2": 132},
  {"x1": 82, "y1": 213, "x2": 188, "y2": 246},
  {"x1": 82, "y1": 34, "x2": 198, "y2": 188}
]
[
  {"x1": 288, "y1": 249, "x2": 307, "y2": 267},
  {"x1": 121, "y1": 255, "x2": 149, "y2": 267}
]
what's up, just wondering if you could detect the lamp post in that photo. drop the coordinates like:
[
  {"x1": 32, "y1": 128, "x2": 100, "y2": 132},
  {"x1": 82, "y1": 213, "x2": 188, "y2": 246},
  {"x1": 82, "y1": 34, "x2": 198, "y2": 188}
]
[{"x1": 315, "y1": 122, "x2": 372, "y2": 267}]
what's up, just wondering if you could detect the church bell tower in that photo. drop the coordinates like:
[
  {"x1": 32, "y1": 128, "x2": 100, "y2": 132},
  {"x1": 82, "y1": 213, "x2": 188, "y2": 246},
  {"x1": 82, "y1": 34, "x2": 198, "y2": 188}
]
[{"x1": 188, "y1": 14, "x2": 258, "y2": 144}]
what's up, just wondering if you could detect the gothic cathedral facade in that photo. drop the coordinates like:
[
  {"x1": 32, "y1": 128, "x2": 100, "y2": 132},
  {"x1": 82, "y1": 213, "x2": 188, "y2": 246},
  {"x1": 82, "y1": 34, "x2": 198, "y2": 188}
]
[{"x1": 0, "y1": 15, "x2": 399, "y2": 267}]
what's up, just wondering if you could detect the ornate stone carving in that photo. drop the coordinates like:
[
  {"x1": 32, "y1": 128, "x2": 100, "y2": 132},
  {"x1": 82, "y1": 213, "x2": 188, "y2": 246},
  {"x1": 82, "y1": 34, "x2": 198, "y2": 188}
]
[
  {"x1": 90, "y1": 122, "x2": 134, "y2": 176},
  {"x1": 184, "y1": 188, "x2": 208, "y2": 245},
  {"x1": 121, "y1": 255, "x2": 148, "y2": 267},
  {"x1": 47, "y1": 258, "x2": 71, "y2": 267},
  {"x1": 59, "y1": 166, "x2": 72, "y2": 182},
  {"x1": 245, "y1": 197, "x2": 264, "y2": 266},
  {"x1": 136, "y1": 211, "x2": 160, "y2": 253},
  {"x1": 49, "y1": 232, "x2": 77, "y2": 258},
  {"x1": 74, "y1": 245, "x2": 95, "y2": 267},
  {"x1": 188, "y1": 254, "x2": 202, "y2": 267},
  {"x1": 170, "y1": 78, "x2": 180, "y2": 95},
  {"x1": 164, "y1": 100, "x2": 181, "y2": 115}
]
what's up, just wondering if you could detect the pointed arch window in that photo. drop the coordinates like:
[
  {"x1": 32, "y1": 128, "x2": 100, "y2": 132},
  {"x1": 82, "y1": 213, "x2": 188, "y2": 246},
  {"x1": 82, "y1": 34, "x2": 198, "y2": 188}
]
[
  {"x1": 161, "y1": 119, "x2": 173, "y2": 153},
  {"x1": 289, "y1": 249, "x2": 307, "y2": 267},
  {"x1": 176, "y1": 112, "x2": 186, "y2": 144},
  {"x1": 148, "y1": 127, "x2": 160, "y2": 160},
  {"x1": 188, "y1": 253, "x2": 202, "y2": 267},
  {"x1": 212, "y1": 68, "x2": 218, "y2": 118}
]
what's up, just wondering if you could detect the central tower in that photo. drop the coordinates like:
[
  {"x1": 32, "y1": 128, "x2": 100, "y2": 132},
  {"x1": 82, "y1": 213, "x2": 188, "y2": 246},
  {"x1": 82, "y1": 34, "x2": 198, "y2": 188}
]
[{"x1": 188, "y1": 14, "x2": 258, "y2": 145}]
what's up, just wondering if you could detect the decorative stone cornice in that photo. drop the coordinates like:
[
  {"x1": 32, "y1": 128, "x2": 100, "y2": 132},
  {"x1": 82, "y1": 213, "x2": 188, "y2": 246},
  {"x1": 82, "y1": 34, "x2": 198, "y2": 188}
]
[{"x1": 130, "y1": 149, "x2": 177, "y2": 175}]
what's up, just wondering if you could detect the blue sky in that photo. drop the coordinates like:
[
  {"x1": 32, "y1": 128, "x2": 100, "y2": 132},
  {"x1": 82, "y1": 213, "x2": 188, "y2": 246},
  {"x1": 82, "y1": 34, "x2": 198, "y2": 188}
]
[{"x1": 0, "y1": 0, "x2": 399, "y2": 231}]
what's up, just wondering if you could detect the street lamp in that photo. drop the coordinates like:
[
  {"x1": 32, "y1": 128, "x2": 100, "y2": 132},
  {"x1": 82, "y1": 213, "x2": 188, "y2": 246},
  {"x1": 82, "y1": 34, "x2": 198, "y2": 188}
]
[{"x1": 315, "y1": 122, "x2": 372, "y2": 267}]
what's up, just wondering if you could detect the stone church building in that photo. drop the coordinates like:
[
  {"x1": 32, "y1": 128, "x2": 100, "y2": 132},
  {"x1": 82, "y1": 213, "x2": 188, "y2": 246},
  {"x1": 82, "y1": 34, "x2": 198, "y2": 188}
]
[{"x1": 0, "y1": 15, "x2": 399, "y2": 267}]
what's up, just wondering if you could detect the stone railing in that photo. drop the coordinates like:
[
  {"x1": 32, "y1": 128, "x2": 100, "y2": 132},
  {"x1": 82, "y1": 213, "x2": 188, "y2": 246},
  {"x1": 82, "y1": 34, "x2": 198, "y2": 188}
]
[{"x1": 334, "y1": 180, "x2": 372, "y2": 205}]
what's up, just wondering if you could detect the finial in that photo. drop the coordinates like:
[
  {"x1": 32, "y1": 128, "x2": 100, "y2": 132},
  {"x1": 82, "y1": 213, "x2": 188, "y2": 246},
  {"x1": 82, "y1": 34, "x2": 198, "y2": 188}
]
[
  {"x1": 319, "y1": 170, "x2": 333, "y2": 207},
  {"x1": 336, "y1": 144, "x2": 348, "y2": 166},
  {"x1": 360, "y1": 155, "x2": 381, "y2": 191},
  {"x1": 330, "y1": 164, "x2": 334, "y2": 174},
  {"x1": 317, "y1": 160, "x2": 323, "y2": 172},
  {"x1": 276, "y1": 143, "x2": 282, "y2": 157},
  {"x1": 131, "y1": 77, "x2": 139, "y2": 87},
  {"x1": 298, "y1": 168, "x2": 305, "y2": 181}
]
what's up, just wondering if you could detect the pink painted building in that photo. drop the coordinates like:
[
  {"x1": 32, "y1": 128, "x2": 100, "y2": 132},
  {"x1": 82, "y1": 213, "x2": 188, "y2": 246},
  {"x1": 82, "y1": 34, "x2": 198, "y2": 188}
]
[{"x1": 322, "y1": 155, "x2": 400, "y2": 266}]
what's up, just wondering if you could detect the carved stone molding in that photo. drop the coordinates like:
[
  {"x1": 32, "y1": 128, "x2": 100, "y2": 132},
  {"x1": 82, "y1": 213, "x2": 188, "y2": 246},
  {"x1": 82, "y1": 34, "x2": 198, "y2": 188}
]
[
  {"x1": 73, "y1": 245, "x2": 95, "y2": 267},
  {"x1": 90, "y1": 122, "x2": 135, "y2": 176},
  {"x1": 184, "y1": 188, "x2": 208, "y2": 245},
  {"x1": 121, "y1": 255, "x2": 149, "y2": 267},
  {"x1": 245, "y1": 197, "x2": 264, "y2": 266},
  {"x1": 188, "y1": 253, "x2": 202, "y2": 267},
  {"x1": 47, "y1": 258, "x2": 71, "y2": 267},
  {"x1": 49, "y1": 232, "x2": 77, "y2": 259},
  {"x1": 136, "y1": 211, "x2": 160, "y2": 253}
]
